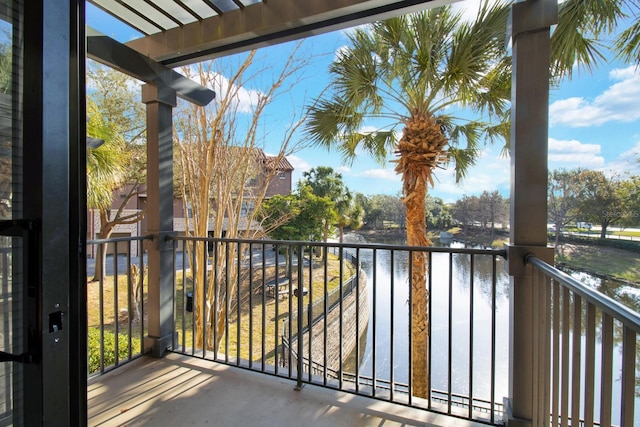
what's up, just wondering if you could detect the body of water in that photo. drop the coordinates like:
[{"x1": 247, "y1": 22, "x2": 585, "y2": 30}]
[
  {"x1": 342, "y1": 232, "x2": 639, "y2": 424},
  {"x1": 342, "y1": 232, "x2": 510, "y2": 408}
]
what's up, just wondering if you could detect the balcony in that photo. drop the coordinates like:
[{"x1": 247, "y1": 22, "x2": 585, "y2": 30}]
[
  {"x1": 85, "y1": 236, "x2": 640, "y2": 426},
  {"x1": 88, "y1": 353, "x2": 483, "y2": 426}
]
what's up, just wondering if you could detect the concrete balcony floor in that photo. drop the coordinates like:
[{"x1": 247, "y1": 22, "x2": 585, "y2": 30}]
[{"x1": 88, "y1": 353, "x2": 488, "y2": 427}]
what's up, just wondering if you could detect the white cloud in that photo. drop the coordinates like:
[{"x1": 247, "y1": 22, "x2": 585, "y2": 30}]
[
  {"x1": 178, "y1": 65, "x2": 263, "y2": 113},
  {"x1": 452, "y1": 0, "x2": 488, "y2": 23},
  {"x1": 212, "y1": 75, "x2": 263, "y2": 114},
  {"x1": 548, "y1": 137, "x2": 605, "y2": 168},
  {"x1": 609, "y1": 67, "x2": 637, "y2": 80},
  {"x1": 357, "y1": 168, "x2": 400, "y2": 181},
  {"x1": 287, "y1": 155, "x2": 312, "y2": 173},
  {"x1": 337, "y1": 165, "x2": 351, "y2": 174},
  {"x1": 605, "y1": 141, "x2": 640, "y2": 175},
  {"x1": 427, "y1": 153, "x2": 511, "y2": 201},
  {"x1": 548, "y1": 138, "x2": 601, "y2": 154},
  {"x1": 550, "y1": 66, "x2": 640, "y2": 127}
]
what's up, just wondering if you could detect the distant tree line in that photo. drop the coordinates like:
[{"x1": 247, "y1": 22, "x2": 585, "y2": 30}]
[
  {"x1": 452, "y1": 191, "x2": 509, "y2": 242},
  {"x1": 262, "y1": 167, "x2": 640, "y2": 251},
  {"x1": 548, "y1": 169, "x2": 640, "y2": 248}
]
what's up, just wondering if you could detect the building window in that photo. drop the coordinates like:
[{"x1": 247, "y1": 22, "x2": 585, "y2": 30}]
[
  {"x1": 241, "y1": 201, "x2": 254, "y2": 216},
  {"x1": 279, "y1": 172, "x2": 285, "y2": 180}
]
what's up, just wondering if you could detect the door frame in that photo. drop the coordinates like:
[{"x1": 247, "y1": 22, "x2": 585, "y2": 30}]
[{"x1": 20, "y1": 1, "x2": 87, "y2": 424}]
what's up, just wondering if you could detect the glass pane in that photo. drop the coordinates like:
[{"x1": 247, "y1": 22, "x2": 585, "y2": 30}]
[
  {"x1": 0, "y1": 3, "x2": 15, "y2": 220},
  {"x1": 0, "y1": 0, "x2": 23, "y2": 425},
  {"x1": 0, "y1": 236, "x2": 20, "y2": 425}
]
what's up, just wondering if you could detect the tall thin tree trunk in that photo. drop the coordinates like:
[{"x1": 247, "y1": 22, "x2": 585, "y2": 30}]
[
  {"x1": 194, "y1": 240, "x2": 206, "y2": 349},
  {"x1": 395, "y1": 112, "x2": 444, "y2": 399},
  {"x1": 405, "y1": 178, "x2": 431, "y2": 399},
  {"x1": 92, "y1": 225, "x2": 114, "y2": 282}
]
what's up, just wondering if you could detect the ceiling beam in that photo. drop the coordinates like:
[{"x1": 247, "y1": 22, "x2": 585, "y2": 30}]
[
  {"x1": 125, "y1": 0, "x2": 453, "y2": 67},
  {"x1": 87, "y1": 27, "x2": 215, "y2": 106}
]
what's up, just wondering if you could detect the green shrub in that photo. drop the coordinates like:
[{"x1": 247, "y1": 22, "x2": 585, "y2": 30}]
[
  {"x1": 88, "y1": 328, "x2": 141, "y2": 374},
  {"x1": 557, "y1": 234, "x2": 640, "y2": 253}
]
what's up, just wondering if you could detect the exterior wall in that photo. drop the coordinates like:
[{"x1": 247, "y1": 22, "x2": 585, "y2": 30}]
[
  {"x1": 264, "y1": 169, "x2": 292, "y2": 198},
  {"x1": 88, "y1": 209, "x2": 141, "y2": 257},
  {"x1": 87, "y1": 151, "x2": 293, "y2": 248},
  {"x1": 111, "y1": 184, "x2": 142, "y2": 210}
]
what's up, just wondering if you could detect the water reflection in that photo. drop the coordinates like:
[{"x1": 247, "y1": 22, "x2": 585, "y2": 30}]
[
  {"x1": 342, "y1": 233, "x2": 510, "y2": 406},
  {"x1": 565, "y1": 269, "x2": 640, "y2": 314}
]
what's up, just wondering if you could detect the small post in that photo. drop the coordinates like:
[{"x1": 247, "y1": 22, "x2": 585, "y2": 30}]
[{"x1": 295, "y1": 243, "x2": 305, "y2": 390}]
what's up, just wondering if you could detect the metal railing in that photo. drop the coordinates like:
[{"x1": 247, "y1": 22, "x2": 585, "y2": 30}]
[
  {"x1": 527, "y1": 255, "x2": 640, "y2": 427},
  {"x1": 282, "y1": 247, "x2": 359, "y2": 347},
  {"x1": 85, "y1": 235, "x2": 640, "y2": 425},
  {"x1": 169, "y1": 236, "x2": 508, "y2": 425},
  {"x1": 86, "y1": 235, "x2": 152, "y2": 376}
]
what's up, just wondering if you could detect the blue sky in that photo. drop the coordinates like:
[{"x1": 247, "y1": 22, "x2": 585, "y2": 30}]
[{"x1": 87, "y1": 1, "x2": 640, "y2": 204}]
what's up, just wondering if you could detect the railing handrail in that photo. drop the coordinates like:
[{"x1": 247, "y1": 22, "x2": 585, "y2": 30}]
[
  {"x1": 168, "y1": 234, "x2": 507, "y2": 257},
  {"x1": 88, "y1": 234, "x2": 154, "y2": 245},
  {"x1": 527, "y1": 254, "x2": 640, "y2": 334}
]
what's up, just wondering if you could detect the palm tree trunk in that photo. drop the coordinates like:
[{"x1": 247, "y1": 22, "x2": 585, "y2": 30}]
[
  {"x1": 396, "y1": 112, "x2": 444, "y2": 399},
  {"x1": 405, "y1": 178, "x2": 431, "y2": 399},
  {"x1": 92, "y1": 224, "x2": 115, "y2": 282}
]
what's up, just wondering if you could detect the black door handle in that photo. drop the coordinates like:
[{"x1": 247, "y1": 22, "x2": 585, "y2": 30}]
[{"x1": 0, "y1": 350, "x2": 33, "y2": 364}]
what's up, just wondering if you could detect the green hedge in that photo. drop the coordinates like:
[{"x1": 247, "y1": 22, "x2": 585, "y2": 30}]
[
  {"x1": 88, "y1": 328, "x2": 141, "y2": 374},
  {"x1": 555, "y1": 234, "x2": 640, "y2": 253}
]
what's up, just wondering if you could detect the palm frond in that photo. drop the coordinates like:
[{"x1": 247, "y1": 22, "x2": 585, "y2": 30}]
[
  {"x1": 615, "y1": 17, "x2": 640, "y2": 64},
  {"x1": 446, "y1": 147, "x2": 480, "y2": 182},
  {"x1": 485, "y1": 118, "x2": 511, "y2": 156},
  {"x1": 552, "y1": 0, "x2": 626, "y2": 78},
  {"x1": 338, "y1": 129, "x2": 396, "y2": 166},
  {"x1": 306, "y1": 97, "x2": 365, "y2": 149},
  {"x1": 470, "y1": 55, "x2": 511, "y2": 118},
  {"x1": 448, "y1": 120, "x2": 485, "y2": 151},
  {"x1": 86, "y1": 100, "x2": 127, "y2": 210},
  {"x1": 442, "y1": 1, "x2": 510, "y2": 102},
  {"x1": 333, "y1": 29, "x2": 384, "y2": 112}
]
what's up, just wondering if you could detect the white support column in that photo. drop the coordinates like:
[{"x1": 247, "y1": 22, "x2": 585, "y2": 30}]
[
  {"x1": 142, "y1": 83, "x2": 177, "y2": 357},
  {"x1": 505, "y1": 1, "x2": 556, "y2": 426}
]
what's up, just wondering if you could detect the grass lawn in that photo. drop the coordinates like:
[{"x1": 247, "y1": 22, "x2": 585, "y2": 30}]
[
  {"x1": 555, "y1": 243, "x2": 640, "y2": 284},
  {"x1": 87, "y1": 274, "x2": 142, "y2": 332},
  {"x1": 176, "y1": 251, "x2": 355, "y2": 365},
  {"x1": 611, "y1": 230, "x2": 640, "y2": 238},
  {"x1": 87, "y1": 251, "x2": 355, "y2": 367}
]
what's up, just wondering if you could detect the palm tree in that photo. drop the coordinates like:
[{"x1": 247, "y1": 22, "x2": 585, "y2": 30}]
[
  {"x1": 551, "y1": 0, "x2": 638, "y2": 78},
  {"x1": 302, "y1": 166, "x2": 351, "y2": 242},
  {"x1": 615, "y1": 16, "x2": 640, "y2": 65},
  {"x1": 86, "y1": 99, "x2": 127, "y2": 281},
  {"x1": 335, "y1": 190, "x2": 364, "y2": 243},
  {"x1": 305, "y1": 1, "x2": 511, "y2": 398}
]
